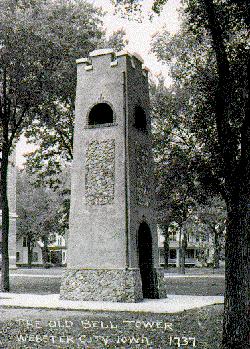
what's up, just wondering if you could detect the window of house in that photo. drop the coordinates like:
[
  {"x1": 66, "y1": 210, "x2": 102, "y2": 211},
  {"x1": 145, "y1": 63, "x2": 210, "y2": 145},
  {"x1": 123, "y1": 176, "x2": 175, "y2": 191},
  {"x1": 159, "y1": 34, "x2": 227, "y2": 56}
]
[
  {"x1": 186, "y1": 249, "x2": 195, "y2": 259},
  {"x1": 169, "y1": 232, "x2": 177, "y2": 241},
  {"x1": 16, "y1": 252, "x2": 20, "y2": 262},
  {"x1": 134, "y1": 106, "x2": 147, "y2": 132},
  {"x1": 88, "y1": 103, "x2": 114, "y2": 126},
  {"x1": 169, "y1": 249, "x2": 177, "y2": 259},
  {"x1": 32, "y1": 252, "x2": 38, "y2": 263},
  {"x1": 23, "y1": 236, "x2": 28, "y2": 247}
]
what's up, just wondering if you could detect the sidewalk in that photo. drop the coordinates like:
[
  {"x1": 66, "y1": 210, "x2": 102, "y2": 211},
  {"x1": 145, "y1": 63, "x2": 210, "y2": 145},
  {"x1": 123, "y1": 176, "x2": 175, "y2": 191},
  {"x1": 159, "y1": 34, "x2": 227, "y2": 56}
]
[
  {"x1": 10, "y1": 273, "x2": 225, "y2": 279},
  {"x1": 0, "y1": 293, "x2": 224, "y2": 313},
  {"x1": 164, "y1": 273, "x2": 225, "y2": 278},
  {"x1": 9, "y1": 268, "x2": 225, "y2": 279},
  {"x1": 10, "y1": 273, "x2": 62, "y2": 278},
  {"x1": 10, "y1": 267, "x2": 65, "y2": 276}
]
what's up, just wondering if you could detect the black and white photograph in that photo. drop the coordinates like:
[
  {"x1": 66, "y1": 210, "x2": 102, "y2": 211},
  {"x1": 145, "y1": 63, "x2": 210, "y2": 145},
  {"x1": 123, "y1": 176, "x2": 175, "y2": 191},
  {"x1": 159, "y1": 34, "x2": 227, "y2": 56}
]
[{"x1": 0, "y1": 1, "x2": 249, "y2": 348}]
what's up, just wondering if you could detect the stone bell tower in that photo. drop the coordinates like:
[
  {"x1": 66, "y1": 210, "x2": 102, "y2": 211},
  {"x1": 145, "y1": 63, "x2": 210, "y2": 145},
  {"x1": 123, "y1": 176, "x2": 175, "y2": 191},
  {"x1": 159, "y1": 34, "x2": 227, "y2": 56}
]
[{"x1": 60, "y1": 49, "x2": 165, "y2": 302}]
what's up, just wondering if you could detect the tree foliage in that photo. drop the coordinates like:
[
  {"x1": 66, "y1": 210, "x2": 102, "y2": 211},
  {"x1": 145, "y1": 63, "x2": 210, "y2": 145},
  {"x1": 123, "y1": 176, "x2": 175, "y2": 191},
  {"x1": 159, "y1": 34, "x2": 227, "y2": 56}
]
[
  {"x1": 24, "y1": 28, "x2": 127, "y2": 188},
  {"x1": 0, "y1": 0, "x2": 105, "y2": 290},
  {"x1": 17, "y1": 169, "x2": 66, "y2": 238},
  {"x1": 151, "y1": 78, "x2": 220, "y2": 272},
  {"x1": 186, "y1": 196, "x2": 226, "y2": 267},
  {"x1": 17, "y1": 168, "x2": 68, "y2": 266},
  {"x1": 151, "y1": 80, "x2": 216, "y2": 222},
  {"x1": 114, "y1": 1, "x2": 249, "y2": 347}
]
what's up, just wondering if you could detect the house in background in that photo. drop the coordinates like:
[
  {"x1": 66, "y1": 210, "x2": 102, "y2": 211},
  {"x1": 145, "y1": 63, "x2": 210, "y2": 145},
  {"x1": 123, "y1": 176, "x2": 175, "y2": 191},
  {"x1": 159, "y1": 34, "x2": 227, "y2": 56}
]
[
  {"x1": 48, "y1": 234, "x2": 67, "y2": 266},
  {"x1": 16, "y1": 237, "x2": 43, "y2": 266},
  {"x1": 158, "y1": 226, "x2": 216, "y2": 267},
  {"x1": 16, "y1": 234, "x2": 67, "y2": 267}
]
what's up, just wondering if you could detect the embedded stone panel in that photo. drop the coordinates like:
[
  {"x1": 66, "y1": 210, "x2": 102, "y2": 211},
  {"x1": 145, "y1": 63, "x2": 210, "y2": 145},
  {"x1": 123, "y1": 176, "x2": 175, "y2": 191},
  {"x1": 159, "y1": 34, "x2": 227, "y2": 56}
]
[
  {"x1": 136, "y1": 144, "x2": 150, "y2": 207},
  {"x1": 85, "y1": 139, "x2": 115, "y2": 205},
  {"x1": 60, "y1": 269, "x2": 143, "y2": 302}
]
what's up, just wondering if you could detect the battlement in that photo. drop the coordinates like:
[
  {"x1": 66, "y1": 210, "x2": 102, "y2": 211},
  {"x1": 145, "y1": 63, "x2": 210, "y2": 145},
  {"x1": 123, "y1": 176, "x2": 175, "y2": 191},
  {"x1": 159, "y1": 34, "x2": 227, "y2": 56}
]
[{"x1": 76, "y1": 48, "x2": 149, "y2": 76}]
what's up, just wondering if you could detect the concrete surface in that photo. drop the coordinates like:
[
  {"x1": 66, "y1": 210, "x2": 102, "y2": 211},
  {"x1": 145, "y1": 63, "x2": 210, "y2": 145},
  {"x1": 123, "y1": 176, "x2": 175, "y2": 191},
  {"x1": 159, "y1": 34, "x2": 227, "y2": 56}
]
[{"x1": 0, "y1": 293, "x2": 224, "y2": 313}]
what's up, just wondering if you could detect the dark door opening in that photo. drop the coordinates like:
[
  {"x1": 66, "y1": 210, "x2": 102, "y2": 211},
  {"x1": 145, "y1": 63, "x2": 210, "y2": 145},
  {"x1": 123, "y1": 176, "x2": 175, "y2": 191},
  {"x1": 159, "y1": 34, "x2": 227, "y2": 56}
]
[{"x1": 138, "y1": 222, "x2": 159, "y2": 299}]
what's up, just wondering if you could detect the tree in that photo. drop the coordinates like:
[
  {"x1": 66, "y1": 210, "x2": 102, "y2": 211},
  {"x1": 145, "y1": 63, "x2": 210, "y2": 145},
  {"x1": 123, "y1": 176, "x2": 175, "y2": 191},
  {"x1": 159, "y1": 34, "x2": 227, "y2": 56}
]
[
  {"x1": 114, "y1": 1, "x2": 249, "y2": 347},
  {"x1": 0, "y1": 0, "x2": 105, "y2": 291},
  {"x1": 151, "y1": 79, "x2": 216, "y2": 272},
  {"x1": 24, "y1": 29, "x2": 127, "y2": 188},
  {"x1": 197, "y1": 197, "x2": 226, "y2": 268},
  {"x1": 185, "y1": 196, "x2": 226, "y2": 268},
  {"x1": 17, "y1": 169, "x2": 66, "y2": 267}
]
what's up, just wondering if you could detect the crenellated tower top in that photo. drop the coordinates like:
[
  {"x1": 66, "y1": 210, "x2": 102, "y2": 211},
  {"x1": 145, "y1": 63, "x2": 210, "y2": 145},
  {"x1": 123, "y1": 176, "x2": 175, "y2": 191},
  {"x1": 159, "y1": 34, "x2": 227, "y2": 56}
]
[{"x1": 76, "y1": 48, "x2": 149, "y2": 77}]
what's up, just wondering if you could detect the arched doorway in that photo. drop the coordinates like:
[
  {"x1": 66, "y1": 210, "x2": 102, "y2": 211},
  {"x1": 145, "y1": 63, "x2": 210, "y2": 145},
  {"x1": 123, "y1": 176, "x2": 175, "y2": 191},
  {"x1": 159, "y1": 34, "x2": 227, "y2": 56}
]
[{"x1": 138, "y1": 222, "x2": 159, "y2": 299}]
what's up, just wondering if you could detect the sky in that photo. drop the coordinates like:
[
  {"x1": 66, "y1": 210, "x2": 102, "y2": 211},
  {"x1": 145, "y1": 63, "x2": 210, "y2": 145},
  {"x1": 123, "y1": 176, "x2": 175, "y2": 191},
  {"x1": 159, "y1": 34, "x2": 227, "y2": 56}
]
[
  {"x1": 16, "y1": 0, "x2": 181, "y2": 167},
  {"x1": 93, "y1": 0, "x2": 181, "y2": 79}
]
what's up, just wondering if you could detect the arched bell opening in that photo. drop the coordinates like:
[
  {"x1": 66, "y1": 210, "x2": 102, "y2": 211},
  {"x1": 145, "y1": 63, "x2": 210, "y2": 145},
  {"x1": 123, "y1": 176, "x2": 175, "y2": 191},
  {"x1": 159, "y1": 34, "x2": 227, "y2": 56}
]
[
  {"x1": 137, "y1": 222, "x2": 159, "y2": 299},
  {"x1": 88, "y1": 102, "x2": 114, "y2": 126},
  {"x1": 133, "y1": 106, "x2": 147, "y2": 132}
]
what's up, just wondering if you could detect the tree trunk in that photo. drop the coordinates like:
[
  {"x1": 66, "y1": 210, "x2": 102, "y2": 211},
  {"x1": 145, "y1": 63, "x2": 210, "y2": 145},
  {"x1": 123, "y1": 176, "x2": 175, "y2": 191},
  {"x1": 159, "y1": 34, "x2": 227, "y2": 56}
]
[
  {"x1": 0, "y1": 141, "x2": 10, "y2": 292},
  {"x1": 27, "y1": 236, "x2": 33, "y2": 268},
  {"x1": 163, "y1": 238, "x2": 169, "y2": 269},
  {"x1": 41, "y1": 235, "x2": 50, "y2": 268},
  {"x1": 222, "y1": 195, "x2": 249, "y2": 349},
  {"x1": 178, "y1": 227, "x2": 186, "y2": 274},
  {"x1": 221, "y1": 43, "x2": 249, "y2": 349},
  {"x1": 162, "y1": 223, "x2": 169, "y2": 269},
  {"x1": 181, "y1": 231, "x2": 187, "y2": 275},
  {"x1": 213, "y1": 227, "x2": 220, "y2": 269},
  {"x1": 202, "y1": 2, "x2": 249, "y2": 347}
]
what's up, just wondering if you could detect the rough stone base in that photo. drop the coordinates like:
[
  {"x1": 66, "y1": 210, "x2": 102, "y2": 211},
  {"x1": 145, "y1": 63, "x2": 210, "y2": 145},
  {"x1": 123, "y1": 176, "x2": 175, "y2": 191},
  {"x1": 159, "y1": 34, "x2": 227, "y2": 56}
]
[{"x1": 60, "y1": 268, "x2": 143, "y2": 302}]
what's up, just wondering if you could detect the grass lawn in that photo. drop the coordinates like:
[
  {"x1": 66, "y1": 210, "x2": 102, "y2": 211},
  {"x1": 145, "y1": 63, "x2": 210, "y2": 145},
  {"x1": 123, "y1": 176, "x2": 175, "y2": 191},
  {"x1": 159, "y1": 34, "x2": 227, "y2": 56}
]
[
  {"x1": 165, "y1": 267, "x2": 225, "y2": 275},
  {"x1": 164, "y1": 276, "x2": 224, "y2": 296},
  {"x1": 9, "y1": 275, "x2": 61, "y2": 294},
  {"x1": 0, "y1": 305, "x2": 223, "y2": 348},
  {"x1": 8, "y1": 271, "x2": 225, "y2": 296},
  {"x1": 0, "y1": 269, "x2": 225, "y2": 348}
]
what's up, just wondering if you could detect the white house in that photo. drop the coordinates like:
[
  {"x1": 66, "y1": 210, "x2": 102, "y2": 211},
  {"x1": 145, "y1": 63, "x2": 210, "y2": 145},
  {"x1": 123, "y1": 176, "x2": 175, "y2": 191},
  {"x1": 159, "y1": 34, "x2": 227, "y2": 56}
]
[
  {"x1": 158, "y1": 225, "x2": 215, "y2": 267},
  {"x1": 16, "y1": 234, "x2": 67, "y2": 267}
]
